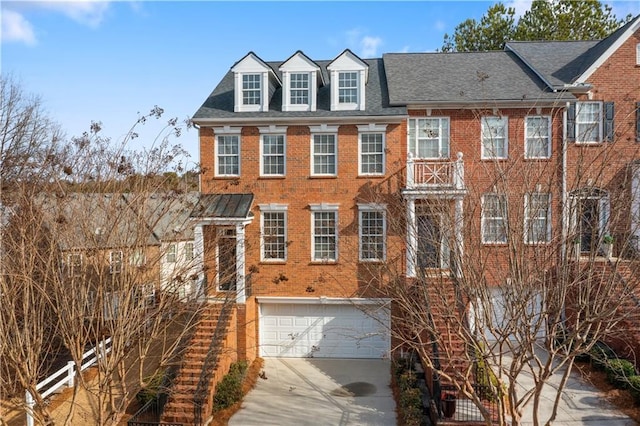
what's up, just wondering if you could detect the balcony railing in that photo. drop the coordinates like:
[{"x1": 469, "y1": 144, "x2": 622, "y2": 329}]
[{"x1": 406, "y1": 152, "x2": 465, "y2": 190}]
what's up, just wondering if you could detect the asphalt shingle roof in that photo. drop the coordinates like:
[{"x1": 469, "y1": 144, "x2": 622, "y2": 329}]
[
  {"x1": 506, "y1": 15, "x2": 640, "y2": 88},
  {"x1": 192, "y1": 58, "x2": 406, "y2": 121},
  {"x1": 383, "y1": 50, "x2": 574, "y2": 105}
]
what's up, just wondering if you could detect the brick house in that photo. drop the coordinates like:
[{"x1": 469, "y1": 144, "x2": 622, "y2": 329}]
[{"x1": 161, "y1": 15, "x2": 640, "y2": 424}]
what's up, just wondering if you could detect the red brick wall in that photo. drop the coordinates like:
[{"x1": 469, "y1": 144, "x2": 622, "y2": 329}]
[
  {"x1": 200, "y1": 123, "x2": 406, "y2": 298},
  {"x1": 565, "y1": 28, "x2": 640, "y2": 247}
]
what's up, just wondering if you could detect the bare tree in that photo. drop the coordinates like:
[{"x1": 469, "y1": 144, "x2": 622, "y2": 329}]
[
  {"x1": 348, "y1": 105, "x2": 640, "y2": 425},
  {"x1": 0, "y1": 78, "x2": 207, "y2": 425}
]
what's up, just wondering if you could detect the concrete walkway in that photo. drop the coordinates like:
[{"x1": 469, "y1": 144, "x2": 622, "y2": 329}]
[{"x1": 228, "y1": 358, "x2": 396, "y2": 426}]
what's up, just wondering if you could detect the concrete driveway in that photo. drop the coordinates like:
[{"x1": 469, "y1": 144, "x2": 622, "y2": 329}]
[{"x1": 228, "y1": 358, "x2": 396, "y2": 426}]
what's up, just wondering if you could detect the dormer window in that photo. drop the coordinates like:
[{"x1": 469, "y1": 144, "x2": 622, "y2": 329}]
[
  {"x1": 290, "y1": 73, "x2": 309, "y2": 105},
  {"x1": 242, "y1": 74, "x2": 261, "y2": 106},
  {"x1": 280, "y1": 51, "x2": 321, "y2": 112},
  {"x1": 338, "y1": 72, "x2": 358, "y2": 103},
  {"x1": 232, "y1": 52, "x2": 280, "y2": 112},
  {"x1": 327, "y1": 49, "x2": 368, "y2": 111}
]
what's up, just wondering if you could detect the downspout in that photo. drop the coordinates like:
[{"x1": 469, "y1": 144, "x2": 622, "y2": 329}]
[
  {"x1": 193, "y1": 122, "x2": 202, "y2": 193},
  {"x1": 561, "y1": 104, "x2": 568, "y2": 260}
]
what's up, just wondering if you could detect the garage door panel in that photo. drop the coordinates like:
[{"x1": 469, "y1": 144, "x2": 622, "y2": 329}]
[{"x1": 260, "y1": 302, "x2": 390, "y2": 359}]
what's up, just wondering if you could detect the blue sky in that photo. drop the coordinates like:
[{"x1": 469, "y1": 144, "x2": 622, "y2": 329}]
[{"x1": 2, "y1": 1, "x2": 640, "y2": 162}]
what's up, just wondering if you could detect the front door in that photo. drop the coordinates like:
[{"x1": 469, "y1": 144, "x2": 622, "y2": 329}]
[
  {"x1": 417, "y1": 213, "x2": 449, "y2": 269},
  {"x1": 217, "y1": 228, "x2": 237, "y2": 291},
  {"x1": 578, "y1": 198, "x2": 599, "y2": 254}
]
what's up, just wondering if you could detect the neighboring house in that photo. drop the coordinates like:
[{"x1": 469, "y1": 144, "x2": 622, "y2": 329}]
[
  {"x1": 179, "y1": 15, "x2": 640, "y2": 424},
  {"x1": 36, "y1": 192, "x2": 202, "y2": 315}
]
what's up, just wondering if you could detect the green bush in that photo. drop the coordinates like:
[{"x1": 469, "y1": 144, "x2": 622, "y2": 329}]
[
  {"x1": 606, "y1": 359, "x2": 636, "y2": 389},
  {"x1": 136, "y1": 370, "x2": 165, "y2": 407},
  {"x1": 589, "y1": 342, "x2": 616, "y2": 371},
  {"x1": 213, "y1": 360, "x2": 249, "y2": 411},
  {"x1": 628, "y1": 376, "x2": 640, "y2": 405}
]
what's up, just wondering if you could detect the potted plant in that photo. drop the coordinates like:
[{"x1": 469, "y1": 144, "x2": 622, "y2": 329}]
[
  {"x1": 442, "y1": 392, "x2": 457, "y2": 418},
  {"x1": 602, "y1": 234, "x2": 614, "y2": 258}
]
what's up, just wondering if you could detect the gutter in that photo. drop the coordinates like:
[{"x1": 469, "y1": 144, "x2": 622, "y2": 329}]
[{"x1": 191, "y1": 114, "x2": 407, "y2": 126}]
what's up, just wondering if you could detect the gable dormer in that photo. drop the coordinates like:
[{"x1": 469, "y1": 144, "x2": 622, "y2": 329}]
[
  {"x1": 279, "y1": 51, "x2": 323, "y2": 112},
  {"x1": 231, "y1": 52, "x2": 280, "y2": 112},
  {"x1": 327, "y1": 49, "x2": 368, "y2": 111}
]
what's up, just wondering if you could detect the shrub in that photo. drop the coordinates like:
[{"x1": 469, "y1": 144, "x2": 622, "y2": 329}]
[
  {"x1": 628, "y1": 376, "x2": 640, "y2": 405},
  {"x1": 136, "y1": 369, "x2": 165, "y2": 407},
  {"x1": 399, "y1": 388, "x2": 423, "y2": 426},
  {"x1": 606, "y1": 359, "x2": 636, "y2": 389},
  {"x1": 589, "y1": 341, "x2": 616, "y2": 371},
  {"x1": 213, "y1": 360, "x2": 249, "y2": 411}
]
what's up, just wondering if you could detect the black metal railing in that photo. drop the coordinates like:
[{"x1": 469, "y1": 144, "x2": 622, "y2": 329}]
[
  {"x1": 127, "y1": 383, "x2": 181, "y2": 426},
  {"x1": 193, "y1": 299, "x2": 234, "y2": 425},
  {"x1": 439, "y1": 383, "x2": 499, "y2": 423}
]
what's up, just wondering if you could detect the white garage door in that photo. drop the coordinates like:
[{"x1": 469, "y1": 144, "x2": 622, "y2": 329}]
[{"x1": 259, "y1": 301, "x2": 390, "y2": 358}]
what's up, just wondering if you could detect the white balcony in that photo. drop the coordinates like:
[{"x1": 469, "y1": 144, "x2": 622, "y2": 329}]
[{"x1": 406, "y1": 152, "x2": 465, "y2": 192}]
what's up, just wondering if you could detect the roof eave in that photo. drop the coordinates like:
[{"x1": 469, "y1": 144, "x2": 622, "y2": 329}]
[
  {"x1": 399, "y1": 98, "x2": 575, "y2": 109},
  {"x1": 191, "y1": 114, "x2": 408, "y2": 126}
]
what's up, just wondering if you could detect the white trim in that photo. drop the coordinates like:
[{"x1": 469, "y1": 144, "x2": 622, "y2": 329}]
[
  {"x1": 260, "y1": 208, "x2": 288, "y2": 262},
  {"x1": 256, "y1": 296, "x2": 391, "y2": 305},
  {"x1": 310, "y1": 132, "x2": 338, "y2": 177},
  {"x1": 309, "y1": 124, "x2": 340, "y2": 133},
  {"x1": 408, "y1": 117, "x2": 450, "y2": 159},
  {"x1": 309, "y1": 203, "x2": 341, "y2": 211},
  {"x1": 192, "y1": 115, "x2": 406, "y2": 126},
  {"x1": 524, "y1": 192, "x2": 552, "y2": 245},
  {"x1": 574, "y1": 101, "x2": 603, "y2": 144},
  {"x1": 637, "y1": 43, "x2": 640, "y2": 66},
  {"x1": 577, "y1": 18, "x2": 640, "y2": 82},
  {"x1": 214, "y1": 134, "x2": 241, "y2": 177},
  {"x1": 481, "y1": 116, "x2": 508, "y2": 160},
  {"x1": 358, "y1": 129, "x2": 386, "y2": 176},
  {"x1": 259, "y1": 133, "x2": 286, "y2": 177},
  {"x1": 258, "y1": 203, "x2": 288, "y2": 211},
  {"x1": 481, "y1": 193, "x2": 508, "y2": 244},
  {"x1": 524, "y1": 115, "x2": 552, "y2": 159},
  {"x1": 358, "y1": 206, "x2": 387, "y2": 262},
  {"x1": 310, "y1": 206, "x2": 339, "y2": 262},
  {"x1": 212, "y1": 126, "x2": 242, "y2": 135}
]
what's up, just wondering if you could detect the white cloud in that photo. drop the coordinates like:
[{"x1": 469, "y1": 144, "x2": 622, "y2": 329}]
[
  {"x1": 1, "y1": 9, "x2": 37, "y2": 45},
  {"x1": 434, "y1": 20, "x2": 446, "y2": 31},
  {"x1": 36, "y1": 0, "x2": 111, "y2": 28},
  {"x1": 360, "y1": 35, "x2": 382, "y2": 57},
  {"x1": 344, "y1": 28, "x2": 383, "y2": 57}
]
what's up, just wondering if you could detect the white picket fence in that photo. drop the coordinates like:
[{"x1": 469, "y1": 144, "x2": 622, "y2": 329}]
[{"x1": 25, "y1": 337, "x2": 112, "y2": 426}]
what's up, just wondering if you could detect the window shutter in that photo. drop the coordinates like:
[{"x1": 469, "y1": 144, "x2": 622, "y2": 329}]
[
  {"x1": 567, "y1": 103, "x2": 576, "y2": 142},
  {"x1": 636, "y1": 102, "x2": 640, "y2": 142},
  {"x1": 604, "y1": 101, "x2": 615, "y2": 142}
]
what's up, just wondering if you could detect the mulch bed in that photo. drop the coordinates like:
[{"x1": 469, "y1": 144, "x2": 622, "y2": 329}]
[{"x1": 575, "y1": 361, "x2": 640, "y2": 423}]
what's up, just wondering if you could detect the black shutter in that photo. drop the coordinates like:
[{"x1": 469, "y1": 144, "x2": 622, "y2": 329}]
[
  {"x1": 636, "y1": 102, "x2": 640, "y2": 142},
  {"x1": 567, "y1": 103, "x2": 576, "y2": 142},
  {"x1": 604, "y1": 101, "x2": 614, "y2": 142}
]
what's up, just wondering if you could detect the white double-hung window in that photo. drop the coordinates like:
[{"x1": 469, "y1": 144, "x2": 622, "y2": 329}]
[
  {"x1": 214, "y1": 127, "x2": 241, "y2": 177},
  {"x1": 242, "y1": 74, "x2": 261, "y2": 106},
  {"x1": 525, "y1": 116, "x2": 551, "y2": 159},
  {"x1": 260, "y1": 204, "x2": 288, "y2": 261},
  {"x1": 358, "y1": 124, "x2": 387, "y2": 176},
  {"x1": 358, "y1": 203, "x2": 386, "y2": 262},
  {"x1": 259, "y1": 126, "x2": 287, "y2": 177},
  {"x1": 482, "y1": 193, "x2": 508, "y2": 244},
  {"x1": 481, "y1": 116, "x2": 508, "y2": 159},
  {"x1": 408, "y1": 118, "x2": 450, "y2": 159},
  {"x1": 290, "y1": 73, "x2": 310, "y2": 105},
  {"x1": 310, "y1": 203, "x2": 339, "y2": 262},
  {"x1": 524, "y1": 193, "x2": 551, "y2": 244},
  {"x1": 310, "y1": 125, "x2": 338, "y2": 176}
]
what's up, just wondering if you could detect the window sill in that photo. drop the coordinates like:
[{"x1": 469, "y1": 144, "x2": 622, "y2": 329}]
[
  {"x1": 309, "y1": 261, "x2": 339, "y2": 265},
  {"x1": 574, "y1": 142, "x2": 604, "y2": 146},
  {"x1": 258, "y1": 176, "x2": 286, "y2": 179},
  {"x1": 260, "y1": 260, "x2": 287, "y2": 265},
  {"x1": 524, "y1": 157, "x2": 551, "y2": 161},
  {"x1": 357, "y1": 174, "x2": 385, "y2": 179},
  {"x1": 309, "y1": 175, "x2": 338, "y2": 179},
  {"x1": 359, "y1": 259, "x2": 385, "y2": 264},
  {"x1": 480, "y1": 158, "x2": 509, "y2": 161}
]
